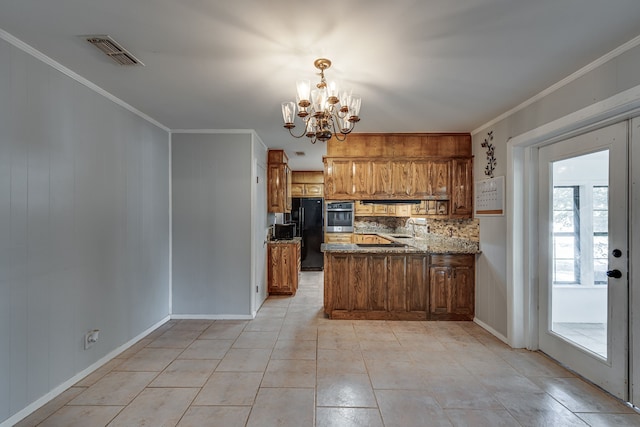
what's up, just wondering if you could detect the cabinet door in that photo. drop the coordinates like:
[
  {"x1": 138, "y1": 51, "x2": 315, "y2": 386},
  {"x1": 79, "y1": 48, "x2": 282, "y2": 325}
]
[
  {"x1": 388, "y1": 256, "x2": 407, "y2": 312},
  {"x1": 372, "y1": 204, "x2": 388, "y2": 215},
  {"x1": 369, "y1": 256, "x2": 388, "y2": 311},
  {"x1": 354, "y1": 201, "x2": 374, "y2": 216},
  {"x1": 411, "y1": 201, "x2": 428, "y2": 215},
  {"x1": 267, "y1": 164, "x2": 285, "y2": 213},
  {"x1": 409, "y1": 160, "x2": 431, "y2": 198},
  {"x1": 451, "y1": 158, "x2": 473, "y2": 218},
  {"x1": 429, "y1": 266, "x2": 452, "y2": 316},
  {"x1": 291, "y1": 183, "x2": 305, "y2": 197},
  {"x1": 408, "y1": 160, "x2": 449, "y2": 199},
  {"x1": 430, "y1": 160, "x2": 450, "y2": 198},
  {"x1": 452, "y1": 265, "x2": 474, "y2": 318},
  {"x1": 395, "y1": 205, "x2": 411, "y2": 217},
  {"x1": 325, "y1": 254, "x2": 350, "y2": 312},
  {"x1": 352, "y1": 160, "x2": 371, "y2": 197},
  {"x1": 370, "y1": 160, "x2": 391, "y2": 197},
  {"x1": 305, "y1": 183, "x2": 323, "y2": 197},
  {"x1": 285, "y1": 165, "x2": 292, "y2": 212},
  {"x1": 407, "y1": 256, "x2": 428, "y2": 312},
  {"x1": 325, "y1": 159, "x2": 352, "y2": 199},
  {"x1": 390, "y1": 160, "x2": 411, "y2": 197}
]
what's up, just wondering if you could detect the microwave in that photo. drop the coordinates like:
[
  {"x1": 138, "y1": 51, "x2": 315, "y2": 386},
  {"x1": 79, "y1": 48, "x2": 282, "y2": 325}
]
[{"x1": 274, "y1": 223, "x2": 296, "y2": 240}]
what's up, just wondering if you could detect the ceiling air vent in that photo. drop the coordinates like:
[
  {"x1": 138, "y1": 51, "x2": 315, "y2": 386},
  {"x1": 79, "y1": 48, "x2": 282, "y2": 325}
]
[
  {"x1": 295, "y1": 151, "x2": 306, "y2": 156},
  {"x1": 86, "y1": 35, "x2": 144, "y2": 66}
]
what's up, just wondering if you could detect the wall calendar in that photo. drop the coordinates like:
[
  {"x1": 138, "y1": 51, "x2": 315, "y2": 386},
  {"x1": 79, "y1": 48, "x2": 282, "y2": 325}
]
[{"x1": 475, "y1": 176, "x2": 504, "y2": 216}]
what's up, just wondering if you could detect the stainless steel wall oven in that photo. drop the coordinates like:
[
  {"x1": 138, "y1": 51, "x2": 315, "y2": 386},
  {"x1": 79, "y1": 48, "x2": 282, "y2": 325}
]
[{"x1": 325, "y1": 201, "x2": 354, "y2": 232}]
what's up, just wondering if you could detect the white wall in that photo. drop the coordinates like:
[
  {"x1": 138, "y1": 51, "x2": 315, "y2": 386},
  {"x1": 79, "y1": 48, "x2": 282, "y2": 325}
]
[
  {"x1": 0, "y1": 36, "x2": 171, "y2": 425},
  {"x1": 171, "y1": 132, "x2": 259, "y2": 317},
  {"x1": 472, "y1": 41, "x2": 640, "y2": 342}
]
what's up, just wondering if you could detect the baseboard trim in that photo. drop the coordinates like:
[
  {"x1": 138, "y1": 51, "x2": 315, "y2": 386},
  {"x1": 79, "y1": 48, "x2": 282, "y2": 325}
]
[
  {"x1": 474, "y1": 317, "x2": 510, "y2": 346},
  {"x1": 1, "y1": 315, "x2": 171, "y2": 427},
  {"x1": 171, "y1": 314, "x2": 255, "y2": 320}
]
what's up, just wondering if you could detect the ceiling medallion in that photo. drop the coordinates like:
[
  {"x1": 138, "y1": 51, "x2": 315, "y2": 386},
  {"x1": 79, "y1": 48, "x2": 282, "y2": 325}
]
[{"x1": 281, "y1": 58, "x2": 361, "y2": 144}]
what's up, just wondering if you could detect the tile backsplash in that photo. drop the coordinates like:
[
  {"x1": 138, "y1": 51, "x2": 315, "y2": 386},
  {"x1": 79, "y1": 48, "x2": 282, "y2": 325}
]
[{"x1": 354, "y1": 217, "x2": 479, "y2": 242}]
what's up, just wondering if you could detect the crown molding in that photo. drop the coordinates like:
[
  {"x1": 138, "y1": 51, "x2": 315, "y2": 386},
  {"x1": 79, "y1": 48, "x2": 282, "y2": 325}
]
[
  {"x1": 472, "y1": 34, "x2": 640, "y2": 136},
  {"x1": 0, "y1": 28, "x2": 170, "y2": 132}
]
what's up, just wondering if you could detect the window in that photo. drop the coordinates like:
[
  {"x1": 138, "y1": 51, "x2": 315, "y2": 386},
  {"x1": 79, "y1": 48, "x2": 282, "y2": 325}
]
[
  {"x1": 553, "y1": 186, "x2": 580, "y2": 284},
  {"x1": 592, "y1": 186, "x2": 608, "y2": 284},
  {"x1": 552, "y1": 184, "x2": 608, "y2": 286}
]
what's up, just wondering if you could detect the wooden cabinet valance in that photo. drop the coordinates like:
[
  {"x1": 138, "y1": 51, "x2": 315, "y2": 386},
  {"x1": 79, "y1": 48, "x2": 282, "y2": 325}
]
[{"x1": 291, "y1": 170, "x2": 324, "y2": 198}]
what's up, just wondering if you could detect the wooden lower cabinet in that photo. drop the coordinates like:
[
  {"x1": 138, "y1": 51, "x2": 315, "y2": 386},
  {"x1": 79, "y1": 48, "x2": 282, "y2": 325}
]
[
  {"x1": 267, "y1": 241, "x2": 300, "y2": 295},
  {"x1": 324, "y1": 252, "x2": 474, "y2": 320},
  {"x1": 429, "y1": 254, "x2": 475, "y2": 320},
  {"x1": 324, "y1": 253, "x2": 429, "y2": 320}
]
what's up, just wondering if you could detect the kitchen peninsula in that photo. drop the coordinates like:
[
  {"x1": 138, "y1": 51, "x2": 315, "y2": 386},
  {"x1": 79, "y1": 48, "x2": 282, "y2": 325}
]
[{"x1": 322, "y1": 233, "x2": 480, "y2": 320}]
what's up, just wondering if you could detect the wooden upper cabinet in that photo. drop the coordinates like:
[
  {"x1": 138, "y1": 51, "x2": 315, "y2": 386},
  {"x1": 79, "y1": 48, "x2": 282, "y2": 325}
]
[
  {"x1": 291, "y1": 171, "x2": 324, "y2": 197},
  {"x1": 323, "y1": 133, "x2": 472, "y2": 206},
  {"x1": 352, "y1": 160, "x2": 372, "y2": 197},
  {"x1": 324, "y1": 158, "x2": 353, "y2": 199},
  {"x1": 391, "y1": 160, "x2": 411, "y2": 197},
  {"x1": 370, "y1": 160, "x2": 391, "y2": 197},
  {"x1": 430, "y1": 160, "x2": 450, "y2": 198},
  {"x1": 267, "y1": 150, "x2": 291, "y2": 213},
  {"x1": 285, "y1": 166, "x2": 292, "y2": 211},
  {"x1": 354, "y1": 200, "x2": 374, "y2": 215},
  {"x1": 409, "y1": 160, "x2": 449, "y2": 198},
  {"x1": 450, "y1": 158, "x2": 473, "y2": 218},
  {"x1": 291, "y1": 183, "x2": 305, "y2": 198}
]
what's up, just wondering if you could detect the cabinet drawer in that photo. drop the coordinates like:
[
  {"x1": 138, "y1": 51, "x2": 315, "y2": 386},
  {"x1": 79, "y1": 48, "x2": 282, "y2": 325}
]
[
  {"x1": 325, "y1": 233, "x2": 353, "y2": 243},
  {"x1": 430, "y1": 254, "x2": 474, "y2": 268}
]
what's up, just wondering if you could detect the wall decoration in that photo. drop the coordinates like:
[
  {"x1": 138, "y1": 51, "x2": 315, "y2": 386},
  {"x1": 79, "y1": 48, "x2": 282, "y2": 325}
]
[
  {"x1": 481, "y1": 131, "x2": 496, "y2": 178},
  {"x1": 475, "y1": 176, "x2": 504, "y2": 216}
]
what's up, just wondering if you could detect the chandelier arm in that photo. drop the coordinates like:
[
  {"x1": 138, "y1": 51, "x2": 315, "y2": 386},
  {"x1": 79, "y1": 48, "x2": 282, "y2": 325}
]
[
  {"x1": 286, "y1": 124, "x2": 310, "y2": 139},
  {"x1": 327, "y1": 116, "x2": 347, "y2": 142}
]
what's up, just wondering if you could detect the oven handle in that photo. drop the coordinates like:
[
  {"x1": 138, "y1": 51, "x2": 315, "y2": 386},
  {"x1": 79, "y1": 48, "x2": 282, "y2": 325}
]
[{"x1": 326, "y1": 208, "x2": 353, "y2": 212}]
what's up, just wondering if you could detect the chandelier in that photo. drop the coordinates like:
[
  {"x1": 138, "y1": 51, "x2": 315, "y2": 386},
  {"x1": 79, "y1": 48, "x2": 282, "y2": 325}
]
[{"x1": 281, "y1": 58, "x2": 361, "y2": 144}]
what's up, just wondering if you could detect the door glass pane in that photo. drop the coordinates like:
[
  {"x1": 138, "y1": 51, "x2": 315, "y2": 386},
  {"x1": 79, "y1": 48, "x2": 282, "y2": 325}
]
[{"x1": 551, "y1": 150, "x2": 608, "y2": 358}]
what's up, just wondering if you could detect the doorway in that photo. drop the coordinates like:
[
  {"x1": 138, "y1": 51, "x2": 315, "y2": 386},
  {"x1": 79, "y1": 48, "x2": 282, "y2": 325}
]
[{"x1": 537, "y1": 122, "x2": 628, "y2": 399}]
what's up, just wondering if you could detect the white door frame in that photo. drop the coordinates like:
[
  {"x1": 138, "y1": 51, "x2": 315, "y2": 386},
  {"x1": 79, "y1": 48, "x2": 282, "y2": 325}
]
[{"x1": 506, "y1": 84, "x2": 640, "y2": 403}]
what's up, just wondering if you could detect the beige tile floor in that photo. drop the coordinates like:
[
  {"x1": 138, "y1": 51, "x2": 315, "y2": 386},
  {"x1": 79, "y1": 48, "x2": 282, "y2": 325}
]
[{"x1": 16, "y1": 271, "x2": 640, "y2": 427}]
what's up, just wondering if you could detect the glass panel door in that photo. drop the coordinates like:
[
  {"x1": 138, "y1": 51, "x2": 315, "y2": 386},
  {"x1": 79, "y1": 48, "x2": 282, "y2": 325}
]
[{"x1": 538, "y1": 122, "x2": 628, "y2": 399}]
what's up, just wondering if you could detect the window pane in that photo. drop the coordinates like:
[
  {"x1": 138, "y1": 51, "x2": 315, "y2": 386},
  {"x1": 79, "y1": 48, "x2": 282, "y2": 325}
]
[
  {"x1": 594, "y1": 259, "x2": 608, "y2": 284},
  {"x1": 554, "y1": 211, "x2": 574, "y2": 232},
  {"x1": 553, "y1": 187, "x2": 576, "y2": 210},
  {"x1": 593, "y1": 236, "x2": 608, "y2": 259},
  {"x1": 593, "y1": 186, "x2": 608, "y2": 210},
  {"x1": 555, "y1": 260, "x2": 576, "y2": 282},
  {"x1": 593, "y1": 211, "x2": 608, "y2": 233},
  {"x1": 554, "y1": 236, "x2": 575, "y2": 258}
]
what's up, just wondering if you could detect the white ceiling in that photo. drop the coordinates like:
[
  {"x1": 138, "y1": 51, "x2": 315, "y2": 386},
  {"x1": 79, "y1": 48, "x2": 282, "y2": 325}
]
[{"x1": 1, "y1": 0, "x2": 640, "y2": 170}]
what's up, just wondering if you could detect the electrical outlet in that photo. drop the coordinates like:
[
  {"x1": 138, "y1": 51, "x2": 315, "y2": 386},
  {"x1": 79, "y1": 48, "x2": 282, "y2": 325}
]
[{"x1": 84, "y1": 329, "x2": 100, "y2": 350}]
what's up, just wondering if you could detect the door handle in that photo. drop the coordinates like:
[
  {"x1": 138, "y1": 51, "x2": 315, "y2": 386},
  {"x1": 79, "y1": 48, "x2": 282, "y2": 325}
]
[{"x1": 606, "y1": 269, "x2": 622, "y2": 279}]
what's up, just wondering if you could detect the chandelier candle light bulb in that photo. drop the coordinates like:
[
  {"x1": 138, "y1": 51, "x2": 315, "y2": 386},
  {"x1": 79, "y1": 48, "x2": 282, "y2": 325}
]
[{"x1": 282, "y1": 58, "x2": 362, "y2": 143}]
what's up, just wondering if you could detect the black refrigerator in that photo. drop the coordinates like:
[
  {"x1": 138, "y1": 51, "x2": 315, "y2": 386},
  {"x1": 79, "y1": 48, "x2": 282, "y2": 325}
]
[{"x1": 291, "y1": 198, "x2": 324, "y2": 271}]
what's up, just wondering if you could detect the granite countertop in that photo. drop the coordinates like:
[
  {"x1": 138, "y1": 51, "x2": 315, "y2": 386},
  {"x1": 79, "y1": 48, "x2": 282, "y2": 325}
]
[
  {"x1": 268, "y1": 237, "x2": 302, "y2": 244},
  {"x1": 322, "y1": 233, "x2": 480, "y2": 255}
]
